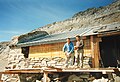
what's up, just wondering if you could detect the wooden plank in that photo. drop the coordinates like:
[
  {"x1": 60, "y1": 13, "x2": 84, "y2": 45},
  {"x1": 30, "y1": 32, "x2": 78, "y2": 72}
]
[
  {"x1": 1, "y1": 68, "x2": 119, "y2": 74},
  {"x1": 90, "y1": 36, "x2": 95, "y2": 67},
  {"x1": 29, "y1": 38, "x2": 92, "y2": 59},
  {"x1": 0, "y1": 74, "x2": 2, "y2": 81},
  {"x1": 44, "y1": 68, "x2": 120, "y2": 73},
  {"x1": 29, "y1": 42, "x2": 66, "y2": 58},
  {"x1": 97, "y1": 31, "x2": 120, "y2": 37},
  {"x1": 43, "y1": 71, "x2": 48, "y2": 82},
  {"x1": 94, "y1": 37, "x2": 100, "y2": 68},
  {"x1": 90, "y1": 36, "x2": 100, "y2": 68},
  {"x1": 2, "y1": 68, "x2": 44, "y2": 74}
]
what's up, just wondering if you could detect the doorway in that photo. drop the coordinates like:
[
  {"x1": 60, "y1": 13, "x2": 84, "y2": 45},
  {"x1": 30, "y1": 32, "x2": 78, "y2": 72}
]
[
  {"x1": 99, "y1": 35, "x2": 120, "y2": 67},
  {"x1": 22, "y1": 47, "x2": 29, "y2": 58}
]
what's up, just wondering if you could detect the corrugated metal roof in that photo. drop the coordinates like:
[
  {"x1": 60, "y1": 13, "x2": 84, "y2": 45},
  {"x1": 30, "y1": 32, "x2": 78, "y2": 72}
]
[
  {"x1": 93, "y1": 23, "x2": 120, "y2": 33},
  {"x1": 31, "y1": 27, "x2": 92, "y2": 42},
  {"x1": 17, "y1": 27, "x2": 94, "y2": 47},
  {"x1": 17, "y1": 23, "x2": 120, "y2": 47}
]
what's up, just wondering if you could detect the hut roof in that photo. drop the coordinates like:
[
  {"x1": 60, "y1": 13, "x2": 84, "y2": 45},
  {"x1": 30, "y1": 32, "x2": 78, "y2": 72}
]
[{"x1": 17, "y1": 23, "x2": 120, "y2": 47}]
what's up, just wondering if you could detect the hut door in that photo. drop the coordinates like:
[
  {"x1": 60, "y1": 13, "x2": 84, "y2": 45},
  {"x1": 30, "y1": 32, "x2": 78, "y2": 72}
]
[{"x1": 99, "y1": 35, "x2": 120, "y2": 67}]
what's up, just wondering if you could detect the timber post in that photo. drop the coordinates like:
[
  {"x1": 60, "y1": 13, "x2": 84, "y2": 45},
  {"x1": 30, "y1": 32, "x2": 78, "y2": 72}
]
[
  {"x1": 90, "y1": 35, "x2": 100, "y2": 68},
  {"x1": 91, "y1": 36, "x2": 95, "y2": 67},
  {"x1": 0, "y1": 73, "x2": 3, "y2": 82},
  {"x1": 43, "y1": 71, "x2": 49, "y2": 82}
]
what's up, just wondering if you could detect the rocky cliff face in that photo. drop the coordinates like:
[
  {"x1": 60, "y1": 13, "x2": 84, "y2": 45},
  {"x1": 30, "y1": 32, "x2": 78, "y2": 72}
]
[
  {"x1": 0, "y1": 42, "x2": 10, "y2": 72},
  {"x1": 0, "y1": 36, "x2": 19, "y2": 73},
  {"x1": 33, "y1": 0, "x2": 120, "y2": 34}
]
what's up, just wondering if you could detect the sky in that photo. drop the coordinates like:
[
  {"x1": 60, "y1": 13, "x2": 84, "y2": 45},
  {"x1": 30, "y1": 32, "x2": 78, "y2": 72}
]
[{"x1": 0, "y1": 0, "x2": 114, "y2": 42}]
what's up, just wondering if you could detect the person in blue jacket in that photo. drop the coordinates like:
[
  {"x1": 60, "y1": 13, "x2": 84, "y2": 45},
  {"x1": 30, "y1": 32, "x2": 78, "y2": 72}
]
[{"x1": 63, "y1": 38, "x2": 74, "y2": 67}]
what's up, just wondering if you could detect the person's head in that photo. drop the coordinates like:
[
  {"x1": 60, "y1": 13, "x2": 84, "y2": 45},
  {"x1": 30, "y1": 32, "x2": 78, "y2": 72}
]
[
  {"x1": 76, "y1": 35, "x2": 80, "y2": 41},
  {"x1": 66, "y1": 38, "x2": 71, "y2": 44}
]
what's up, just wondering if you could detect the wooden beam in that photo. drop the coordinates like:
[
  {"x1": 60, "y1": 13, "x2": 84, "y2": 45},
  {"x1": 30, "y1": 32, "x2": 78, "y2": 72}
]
[
  {"x1": 0, "y1": 74, "x2": 2, "y2": 80},
  {"x1": 94, "y1": 37, "x2": 100, "y2": 68},
  {"x1": 43, "y1": 71, "x2": 48, "y2": 82},
  {"x1": 90, "y1": 35, "x2": 100, "y2": 68},
  {"x1": 97, "y1": 31, "x2": 120, "y2": 37},
  {"x1": 3, "y1": 68, "x2": 44, "y2": 74},
  {"x1": 1, "y1": 68, "x2": 119, "y2": 74},
  {"x1": 90, "y1": 36, "x2": 95, "y2": 67}
]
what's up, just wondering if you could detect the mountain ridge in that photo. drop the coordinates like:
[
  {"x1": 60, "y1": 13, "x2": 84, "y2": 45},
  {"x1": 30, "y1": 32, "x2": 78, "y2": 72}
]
[{"x1": 32, "y1": 0, "x2": 120, "y2": 34}]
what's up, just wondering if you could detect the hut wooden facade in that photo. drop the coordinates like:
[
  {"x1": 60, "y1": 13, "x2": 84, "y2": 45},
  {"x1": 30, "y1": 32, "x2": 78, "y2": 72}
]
[{"x1": 17, "y1": 23, "x2": 120, "y2": 68}]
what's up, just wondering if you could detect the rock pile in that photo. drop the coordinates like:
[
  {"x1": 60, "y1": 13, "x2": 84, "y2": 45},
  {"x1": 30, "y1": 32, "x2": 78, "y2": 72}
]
[
  {"x1": 1, "y1": 74, "x2": 20, "y2": 82},
  {"x1": 83, "y1": 56, "x2": 92, "y2": 68}
]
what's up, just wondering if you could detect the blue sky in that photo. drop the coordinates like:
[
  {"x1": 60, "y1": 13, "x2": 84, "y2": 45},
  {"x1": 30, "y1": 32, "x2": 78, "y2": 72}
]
[{"x1": 0, "y1": 0, "x2": 114, "y2": 42}]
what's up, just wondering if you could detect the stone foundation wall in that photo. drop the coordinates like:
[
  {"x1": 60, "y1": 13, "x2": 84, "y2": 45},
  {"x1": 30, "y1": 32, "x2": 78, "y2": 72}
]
[{"x1": 1, "y1": 47, "x2": 92, "y2": 82}]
